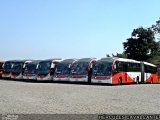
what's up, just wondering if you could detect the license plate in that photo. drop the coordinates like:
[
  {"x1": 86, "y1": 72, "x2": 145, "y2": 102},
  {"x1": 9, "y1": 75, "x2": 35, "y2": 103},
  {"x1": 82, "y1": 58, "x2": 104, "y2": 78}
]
[{"x1": 98, "y1": 80, "x2": 102, "y2": 83}]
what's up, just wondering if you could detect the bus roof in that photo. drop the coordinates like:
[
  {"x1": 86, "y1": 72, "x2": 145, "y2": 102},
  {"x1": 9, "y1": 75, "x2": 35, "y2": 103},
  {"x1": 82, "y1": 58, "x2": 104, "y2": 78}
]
[
  {"x1": 99, "y1": 57, "x2": 116, "y2": 62},
  {"x1": 61, "y1": 59, "x2": 77, "y2": 64},
  {"x1": 143, "y1": 62, "x2": 157, "y2": 67},
  {"x1": 4, "y1": 60, "x2": 32, "y2": 62},
  {"x1": 78, "y1": 58, "x2": 96, "y2": 62},
  {"x1": 98, "y1": 57, "x2": 140, "y2": 63},
  {"x1": 40, "y1": 58, "x2": 62, "y2": 63},
  {"x1": 27, "y1": 60, "x2": 42, "y2": 65},
  {"x1": 99, "y1": 57, "x2": 158, "y2": 67},
  {"x1": 116, "y1": 58, "x2": 140, "y2": 63},
  {"x1": 4, "y1": 60, "x2": 26, "y2": 64}
]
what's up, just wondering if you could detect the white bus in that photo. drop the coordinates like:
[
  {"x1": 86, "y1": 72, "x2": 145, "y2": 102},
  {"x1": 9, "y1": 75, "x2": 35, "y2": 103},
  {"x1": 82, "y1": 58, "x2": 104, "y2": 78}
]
[
  {"x1": 2, "y1": 60, "x2": 17, "y2": 79},
  {"x1": 91, "y1": 57, "x2": 158, "y2": 84},
  {"x1": 53, "y1": 59, "x2": 77, "y2": 82},
  {"x1": 11, "y1": 60, "x2": 32, "y2": 79},
  {"x1": 70, "y1": 58, "x2": 96, "y2": 83},
  {"x1": 23, "y1": 60, "x2": 41, "y2": 80},
  {"x1": 37, "y1": 59, "x2": 61, "y2": 81},
  {"x1": 0, "y1": 61, "x2": 4, "y2": 78}
]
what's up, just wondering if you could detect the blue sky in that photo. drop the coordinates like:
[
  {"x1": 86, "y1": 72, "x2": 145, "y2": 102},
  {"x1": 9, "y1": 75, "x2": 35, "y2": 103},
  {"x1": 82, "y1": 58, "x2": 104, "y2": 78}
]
[{"x1": 0, "y1": 0, "x2": 159, "y2": 60}]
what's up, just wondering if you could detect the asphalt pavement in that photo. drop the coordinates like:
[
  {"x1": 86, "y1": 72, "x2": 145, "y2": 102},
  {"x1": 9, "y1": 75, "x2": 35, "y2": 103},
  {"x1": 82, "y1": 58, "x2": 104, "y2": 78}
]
[{"x1": 0, "y1": 79, "x2": 159, "y2": 114}]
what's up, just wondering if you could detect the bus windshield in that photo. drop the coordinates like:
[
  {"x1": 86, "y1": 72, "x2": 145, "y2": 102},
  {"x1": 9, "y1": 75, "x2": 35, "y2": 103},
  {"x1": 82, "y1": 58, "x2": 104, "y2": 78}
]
[
  {"x1": 24, "y1": 64, "x2": 37, "y2": 74},
  {"x1": 3, "y1": 62, "x2": 13, "y2": 72},
  {"x1": 12, "y1": 62, "x2": 23, "y2": 73},
  {"x1": 37, "y1": 61, "x2": 51, "y2": 75},
  {"x1": 55, "y1": 63, "x2": 70, "y2": 74},
  {"x1": 93, "y1": 62, "x2": 112, "y2": 76},
  {"x1": 71, "y1": 62, "x2": 88, "y2": 75}
]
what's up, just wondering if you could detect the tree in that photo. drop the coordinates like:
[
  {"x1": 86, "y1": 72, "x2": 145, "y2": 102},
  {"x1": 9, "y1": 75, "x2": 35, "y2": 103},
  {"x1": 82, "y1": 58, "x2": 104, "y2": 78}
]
[
  {"x1": 123, "y1": 27, "x2": 159, "y2": 61},
  {"x1": 152, "y1": 18, "x2": 160, "y2": 37},
  {"x1": 151, "y1": 18, "x2": 160, "y2": 55},
  {"x1": 106, "y1": 54, "x2": 110, "y2": 57},
  {"x1": 112, "y1": 52, "x2": 127, "y2": 58}
]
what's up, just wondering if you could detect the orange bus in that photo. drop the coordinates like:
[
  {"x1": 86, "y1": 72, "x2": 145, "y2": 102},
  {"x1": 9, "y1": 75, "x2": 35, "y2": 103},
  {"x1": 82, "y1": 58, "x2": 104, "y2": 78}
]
[{"x1": 91, "y1": 57, "x2": 158, "y2": 84}]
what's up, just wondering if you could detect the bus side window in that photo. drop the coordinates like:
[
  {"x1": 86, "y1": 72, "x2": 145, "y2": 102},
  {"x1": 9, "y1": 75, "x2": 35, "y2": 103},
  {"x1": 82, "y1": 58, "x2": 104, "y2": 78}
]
[
  {"x1": 116, "y1": 62, "x2": 122, "y2": 72},
  {"x1": 117, "y1": 62, "x2": 123, "y2": 72},
  {"x1": 123, "y1": 62, "x2": 128, "y2": 72},
  {"x1": 155, "y1": 67, "x2": 158, "y2": 73},
  {"x1": 145, "y1": 65, "x2": 148, "y2": 73},
  {"x1": 129, "y1": 63, "x2": 140, "y2": 72},
  {"x1": 136, "y1": 63, "x2": 141, "y2": 72},
  {"x1": 148, "y1": 66, "x2": 157, "y2": 74}
]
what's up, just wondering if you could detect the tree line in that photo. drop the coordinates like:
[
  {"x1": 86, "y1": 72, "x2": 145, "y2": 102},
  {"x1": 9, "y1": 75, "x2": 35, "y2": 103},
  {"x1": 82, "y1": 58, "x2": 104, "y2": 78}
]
[{"x1": 108, "y1": 18, "x2": 160, "y2": 67}]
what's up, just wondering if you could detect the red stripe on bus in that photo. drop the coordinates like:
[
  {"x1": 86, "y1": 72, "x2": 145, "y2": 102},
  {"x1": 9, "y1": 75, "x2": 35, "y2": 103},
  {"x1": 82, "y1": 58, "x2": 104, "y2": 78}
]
[{"x1": 72, "y1": 75, "x2": 85, "y2": 78}]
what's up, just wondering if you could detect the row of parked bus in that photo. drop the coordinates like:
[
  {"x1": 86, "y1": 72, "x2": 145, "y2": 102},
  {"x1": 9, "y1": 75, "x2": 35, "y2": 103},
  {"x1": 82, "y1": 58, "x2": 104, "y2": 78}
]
[{"x1": 0, "y1": 57, "x2": 159, "y2": 84}]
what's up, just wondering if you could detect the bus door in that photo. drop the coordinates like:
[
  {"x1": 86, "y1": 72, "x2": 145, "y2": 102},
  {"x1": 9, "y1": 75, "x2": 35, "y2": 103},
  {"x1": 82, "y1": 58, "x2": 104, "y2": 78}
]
[
  {"x1": 144, "y1": 65, "x2": 152, "y2": 82},
  {"x1": 116, "y1": 61, "x2": 127, "y2": 83},
  {"x1": 123, "y1": 62, "x2": 128, "y2": 82},
  {"x1": 140, "y1": 62, "x2": 145, "y2": 83}
]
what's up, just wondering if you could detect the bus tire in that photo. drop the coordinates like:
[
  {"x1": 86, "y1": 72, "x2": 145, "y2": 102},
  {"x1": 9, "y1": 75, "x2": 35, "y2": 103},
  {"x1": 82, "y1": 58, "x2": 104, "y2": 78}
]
[
  {"x1": 118, "y1": 78, "x2": 122, "y2": 85},
  {"x1": 136, "y1": 77, "x2": 139, "y2": 84}
]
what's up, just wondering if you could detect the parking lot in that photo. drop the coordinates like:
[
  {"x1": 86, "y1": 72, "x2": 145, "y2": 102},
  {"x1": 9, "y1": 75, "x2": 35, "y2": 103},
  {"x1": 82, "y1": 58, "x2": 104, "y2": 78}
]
[{"x1": 0, "y1": 79, "x2": 160, "y2": 114}]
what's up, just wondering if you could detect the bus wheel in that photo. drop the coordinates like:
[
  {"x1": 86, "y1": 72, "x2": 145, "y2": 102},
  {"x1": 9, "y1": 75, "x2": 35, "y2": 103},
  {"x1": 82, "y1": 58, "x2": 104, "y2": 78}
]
[
  {"x1": 136, "y1": 77, "x2": 139, "y2": 84},
  {"x1": 118, "y1": 78, "x2": 122, "y2": 85}
]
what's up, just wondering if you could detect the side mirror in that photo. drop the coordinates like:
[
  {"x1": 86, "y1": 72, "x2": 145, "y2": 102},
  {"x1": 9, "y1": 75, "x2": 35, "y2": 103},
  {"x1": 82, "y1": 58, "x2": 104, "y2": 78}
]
[
  {"x1": 2, "y1": 64, "x2": 4, "y2": 69},
  {"x1": 90, "y1": 63, "x2": 93, "y2": 69},
  {"x1": 69, "y1": 64, "x2": 71, "y2": 68},
  {"x1": 23, "y1": 64, "x2": 26, "y2": 68},
  {"x1": 36, "y1": 64, "x2": 39, "y2": 69},
  {"x1": 51, "y1": 63, "x2": 55, "y2": 68}
]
